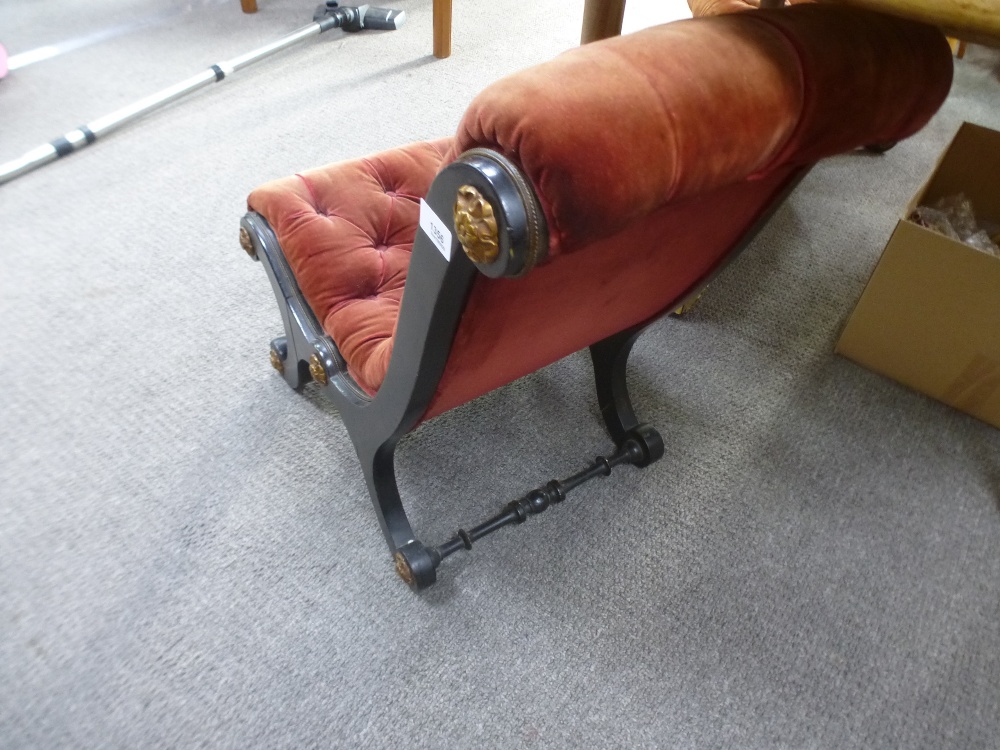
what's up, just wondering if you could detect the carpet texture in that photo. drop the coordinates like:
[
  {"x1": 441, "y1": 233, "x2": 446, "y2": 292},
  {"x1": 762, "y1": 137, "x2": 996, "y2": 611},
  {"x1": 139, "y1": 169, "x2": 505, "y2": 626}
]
[{"x1": 1, "y1": 1, "x2": 998, "y2": 747}]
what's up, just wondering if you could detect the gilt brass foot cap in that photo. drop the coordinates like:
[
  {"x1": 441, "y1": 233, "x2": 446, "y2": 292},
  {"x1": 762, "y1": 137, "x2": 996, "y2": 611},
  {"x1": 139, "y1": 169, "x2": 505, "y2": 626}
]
[
  {"x1": 394, "y1": 552, "x2": 414, "y2": 586},
  {"x1": 269, "y1": 347, "x2": 285, "y2": 374},
  {"x1": 239, "y1": 227, "x2": 257, "y2": 259}
]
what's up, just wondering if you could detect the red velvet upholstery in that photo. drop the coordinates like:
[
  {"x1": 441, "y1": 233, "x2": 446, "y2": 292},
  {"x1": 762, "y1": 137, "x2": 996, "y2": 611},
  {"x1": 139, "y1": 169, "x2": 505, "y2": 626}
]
[
  {"x1": 425, "y1": 166, "x2": 799, "y2": 419},
  {"x1": 248, "y1": 140, "x2": 451, "y2": 394},
  {"x1": 747, "y1": 8, "x2": 953, "y2": 166},
  {"x1": 247, "y1": 6, "x2": 952, "y2": 422}
]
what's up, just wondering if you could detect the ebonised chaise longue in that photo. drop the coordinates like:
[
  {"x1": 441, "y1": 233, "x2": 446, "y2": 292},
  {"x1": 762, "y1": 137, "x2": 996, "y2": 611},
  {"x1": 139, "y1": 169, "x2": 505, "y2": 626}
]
[{"x1": 238, "y1": 4, "x2": 954, "y2": 589}]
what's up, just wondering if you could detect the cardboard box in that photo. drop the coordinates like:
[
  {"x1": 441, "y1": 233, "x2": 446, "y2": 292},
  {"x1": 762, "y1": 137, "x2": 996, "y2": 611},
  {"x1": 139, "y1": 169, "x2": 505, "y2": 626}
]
[{"x1": 835, "y1": 122, "x2": 1000, "y2": 429}]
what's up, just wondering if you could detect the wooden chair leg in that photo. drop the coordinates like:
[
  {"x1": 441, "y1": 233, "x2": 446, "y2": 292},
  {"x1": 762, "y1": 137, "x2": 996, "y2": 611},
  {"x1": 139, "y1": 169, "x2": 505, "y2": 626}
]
[
  {"x1": 433, "y1": 0, "x2": 452, "y2": 59},
  {"x1": 240, "y1": 0, "x2": 257, "y2": 13},
  {"x1": 581, "y1": 0, "x2": 626, "y2": 44}
]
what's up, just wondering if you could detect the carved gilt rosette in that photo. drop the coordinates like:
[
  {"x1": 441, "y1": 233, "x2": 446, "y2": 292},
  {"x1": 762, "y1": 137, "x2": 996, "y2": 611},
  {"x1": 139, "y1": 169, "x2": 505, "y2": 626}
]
[{"x1": 454, "y1": 185, "x2": 499, "y2": 265}]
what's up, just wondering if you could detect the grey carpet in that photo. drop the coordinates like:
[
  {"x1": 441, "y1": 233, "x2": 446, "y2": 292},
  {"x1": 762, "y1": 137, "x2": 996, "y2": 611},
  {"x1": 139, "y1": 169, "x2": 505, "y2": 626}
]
[{"x1": 1, "y1": 1, "x2": 999, "y2": 747}]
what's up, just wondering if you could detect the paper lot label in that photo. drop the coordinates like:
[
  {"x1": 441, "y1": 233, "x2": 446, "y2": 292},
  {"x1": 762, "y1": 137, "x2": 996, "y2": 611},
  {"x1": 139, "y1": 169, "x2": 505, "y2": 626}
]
[{"x1": 419, "y1": 199, "x2": 452, "y2": 261}]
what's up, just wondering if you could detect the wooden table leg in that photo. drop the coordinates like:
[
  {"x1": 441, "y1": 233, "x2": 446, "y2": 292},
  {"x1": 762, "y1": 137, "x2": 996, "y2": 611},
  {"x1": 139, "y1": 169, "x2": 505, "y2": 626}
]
[
  {"x1": 581, "y1": 0, "x2": 626, "y2": 44},
  {"x1": 240, "y1": 0, "x2": 257, "y2": 13},
  {"x1": 433, "y1": 0, "x2": 452, "y2": 59}
]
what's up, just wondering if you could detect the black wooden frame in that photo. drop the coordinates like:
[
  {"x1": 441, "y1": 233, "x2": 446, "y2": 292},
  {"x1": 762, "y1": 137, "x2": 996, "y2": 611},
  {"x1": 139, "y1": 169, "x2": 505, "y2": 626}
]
[{"x1": 241, "y1": 148, "x2": 808, "y2": 590}]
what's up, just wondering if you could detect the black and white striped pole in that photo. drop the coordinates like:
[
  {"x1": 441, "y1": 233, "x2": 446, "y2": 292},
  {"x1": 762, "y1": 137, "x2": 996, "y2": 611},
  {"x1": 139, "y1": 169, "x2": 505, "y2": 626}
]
[{"x1": 0, "y1": 4, "x2": 405, "y2": 186}]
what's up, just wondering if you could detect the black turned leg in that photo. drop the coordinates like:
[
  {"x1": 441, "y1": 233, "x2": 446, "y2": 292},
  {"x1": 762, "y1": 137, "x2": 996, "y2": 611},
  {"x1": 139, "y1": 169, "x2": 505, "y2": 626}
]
[
  {"x1": 356, "y1": 440, "x2": 438, "y2": 590},
  {"x1": 357, "y1": 441, "x2": 417, "y2": 551},
  {"x1": 590, "y1": 326, "x2": 646, "y2": 445}
]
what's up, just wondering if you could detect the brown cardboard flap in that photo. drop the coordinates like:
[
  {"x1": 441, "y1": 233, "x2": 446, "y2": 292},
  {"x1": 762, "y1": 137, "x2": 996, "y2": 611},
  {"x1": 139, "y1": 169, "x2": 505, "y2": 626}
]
[{"x1": 836, "y1": 219, "x2": 1000, "y2": 426}]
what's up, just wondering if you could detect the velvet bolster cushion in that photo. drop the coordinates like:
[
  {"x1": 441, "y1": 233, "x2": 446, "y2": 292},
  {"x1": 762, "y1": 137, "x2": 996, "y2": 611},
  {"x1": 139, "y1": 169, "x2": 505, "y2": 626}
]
[
  {"x1": 758, "y1": 8, "x2": 953, "y2": 166},
  {"x1": 446, "y1": 5, "x2": 953, "y2": 256}
]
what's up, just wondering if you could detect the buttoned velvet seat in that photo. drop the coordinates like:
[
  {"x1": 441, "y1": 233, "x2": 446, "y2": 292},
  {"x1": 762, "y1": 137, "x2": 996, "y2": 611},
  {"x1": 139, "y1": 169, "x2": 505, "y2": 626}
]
[{"x1": 240, "y1": 4, "x2": 953, "y2": 589}]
